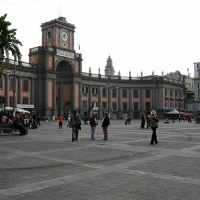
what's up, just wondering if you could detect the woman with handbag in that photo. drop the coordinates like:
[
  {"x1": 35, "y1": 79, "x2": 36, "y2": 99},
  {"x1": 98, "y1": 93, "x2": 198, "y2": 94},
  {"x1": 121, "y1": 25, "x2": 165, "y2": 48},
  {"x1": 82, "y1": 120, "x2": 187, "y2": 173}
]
[
  {"x1": 70, "y1": 110, "x2": 81, "y2": 142},
  {"x1": 148, "y1": 110, "x2": 159, "y2": 145}
]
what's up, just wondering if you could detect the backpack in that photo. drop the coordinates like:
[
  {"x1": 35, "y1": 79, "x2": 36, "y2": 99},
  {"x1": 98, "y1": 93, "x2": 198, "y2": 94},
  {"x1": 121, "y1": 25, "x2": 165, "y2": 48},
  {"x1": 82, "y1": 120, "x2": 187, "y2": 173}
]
[{"x1": 94, "y1": 118, "x2": 98, "y2": 126}]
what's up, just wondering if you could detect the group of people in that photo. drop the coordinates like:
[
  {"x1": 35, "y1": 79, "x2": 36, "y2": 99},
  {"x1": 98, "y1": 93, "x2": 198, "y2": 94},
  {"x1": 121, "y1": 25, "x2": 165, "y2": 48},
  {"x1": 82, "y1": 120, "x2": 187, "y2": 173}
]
[
  {"x1": 57, "y1": 110, "x2": 159, "y2": 145},
  {"x1": 58, "y1": 111, "x2": 110, "y2": 142},
  {"x1": 0, "y1": 111, "x2": 41, "y2": 135}
]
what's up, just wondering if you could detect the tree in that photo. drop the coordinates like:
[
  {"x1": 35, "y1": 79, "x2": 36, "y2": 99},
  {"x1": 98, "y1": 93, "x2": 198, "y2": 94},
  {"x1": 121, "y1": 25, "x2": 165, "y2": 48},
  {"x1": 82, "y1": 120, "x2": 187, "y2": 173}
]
[{"x1": 0, "y1": 14, "x2": 22, "y2": 74}]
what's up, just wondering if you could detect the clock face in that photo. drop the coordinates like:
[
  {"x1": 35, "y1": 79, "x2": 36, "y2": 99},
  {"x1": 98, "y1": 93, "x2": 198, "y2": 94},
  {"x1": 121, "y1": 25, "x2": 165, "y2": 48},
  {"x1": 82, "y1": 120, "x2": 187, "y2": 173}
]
[{"x1": 61, "y1": 32, "x2": 68, "y2": 41}]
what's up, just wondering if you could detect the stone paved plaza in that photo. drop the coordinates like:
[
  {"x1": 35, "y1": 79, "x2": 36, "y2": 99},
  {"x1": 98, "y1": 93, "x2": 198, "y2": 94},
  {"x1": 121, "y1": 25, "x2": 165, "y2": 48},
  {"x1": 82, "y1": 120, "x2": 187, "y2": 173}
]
[{"x1": 0, "y1": 119, "x2": 200, "y2": 200}]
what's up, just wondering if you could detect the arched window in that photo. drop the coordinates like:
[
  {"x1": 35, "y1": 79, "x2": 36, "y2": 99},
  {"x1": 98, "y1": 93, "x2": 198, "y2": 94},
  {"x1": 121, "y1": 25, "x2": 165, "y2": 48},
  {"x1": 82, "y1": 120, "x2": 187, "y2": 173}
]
[{"x1": 56, "y1": 61, "x2": 72, "y2": 75}]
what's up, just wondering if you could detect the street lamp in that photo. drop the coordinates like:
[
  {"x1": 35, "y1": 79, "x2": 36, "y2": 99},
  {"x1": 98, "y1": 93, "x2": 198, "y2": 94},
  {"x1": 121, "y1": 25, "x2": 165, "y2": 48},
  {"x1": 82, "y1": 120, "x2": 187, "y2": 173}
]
[{"x1": 12, "y1": 59, "x2": 16, "y2": 116}]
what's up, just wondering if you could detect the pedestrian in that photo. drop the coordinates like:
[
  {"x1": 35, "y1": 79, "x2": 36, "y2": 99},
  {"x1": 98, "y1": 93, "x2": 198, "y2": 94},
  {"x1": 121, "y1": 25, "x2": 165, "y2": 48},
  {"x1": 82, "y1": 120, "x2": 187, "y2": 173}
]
[
  {"x1": 36, "y1": 115, "x2": 41, "y2": 126},
  {"x1": 146, "y1": 114, "x2": 150, "y2": 129},
  {"x1": 70, "y1": 110, "x2": 81, "y2": 142},
  {"x1": 140, "y1": 113, "x2": 145, "y2": 129},
  {"x1": 148, "y1": 110, "x2": 159, "y2": 145},
  {"x1": 102, "y1": 112, "x2": 110, "y2": 140},
  {"x1": 89, "y1": 112, "x2": 98, "y2": 140},
  {"x1": 67, "y1": 115, "x2": 71, "y2": 128},
  {"x1": 58, "y1": 115, "x2": 63, "y2": 129}
]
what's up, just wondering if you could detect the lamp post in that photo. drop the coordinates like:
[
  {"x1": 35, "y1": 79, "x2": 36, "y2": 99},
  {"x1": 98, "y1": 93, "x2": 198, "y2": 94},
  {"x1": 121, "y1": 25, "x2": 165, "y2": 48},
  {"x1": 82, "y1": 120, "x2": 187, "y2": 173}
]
[{"x1": 13, "y1": 59, "x2": 16, "y2": 116}]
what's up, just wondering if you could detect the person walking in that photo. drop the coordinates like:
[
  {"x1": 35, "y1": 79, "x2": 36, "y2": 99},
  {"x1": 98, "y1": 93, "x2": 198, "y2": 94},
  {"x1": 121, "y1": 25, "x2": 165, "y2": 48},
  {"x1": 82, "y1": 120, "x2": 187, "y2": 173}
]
[
  {"x1": 148, "y1": 110, "x2": 159, "y2": 145},
  {"x1": 102, "y1": 112, "x2": 110, "y2": 140},
  {"x1": 140, "y1": 113, "x2": 145, "y2": 129},
  {"x1": 89, "y1": 112, "x2": 98, "y2": 140},
  {"x1": 58, "y1": 115, "x2": 64, "y2": 129},
  {"x1": 70, "y1": 110, "x2": 81, "y2": 142},
  {"x1": 67, "y1": 115, "x2": 71, "y2": 128}
]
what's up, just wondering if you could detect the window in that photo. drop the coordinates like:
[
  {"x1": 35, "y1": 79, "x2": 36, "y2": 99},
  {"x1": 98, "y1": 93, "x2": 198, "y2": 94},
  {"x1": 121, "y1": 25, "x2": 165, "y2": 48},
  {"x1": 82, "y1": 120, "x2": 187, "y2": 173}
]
[
  {"x1": 122, "y1": 89, "x2": 127, "y2": 98},
  {"x1": 0, "y1": 77, "x2": 2, "y2": 89},
  {"x1": 23, "y1": 97, "x2": 28, "y2": 104},
  {"x1": 123, "y1": 102, "x2": 127, "y2": 111},
  {"x1": 92, "y1": 101, "x2": 98, "y2": 108},
  {"x1": 10, "y1": 77, "x2": 14, "y2": 90},
  {"x1": 83, "y1": 100, "x2": 87, "y2": 107},
  {"x1": 133, "y1": 89, "x2": 138, "y2": 98},
  {"x1": 165, "y1": 102, "x2": 168, "y2": 107},
  {"x1": 145, "y1": 102, "x2": 151, "y2": 111},
  {"x1": 170, "y1": 102, "x2": 173, "y2": 108},
  {"x1": 82, "y1": 86, "x2": 88, "y2": 94},
  {"x1": 23, "y1": 79, "x2": 29, "y2": 92},
  {"x1": 112, "y1": 102, "x2": 117, "y2": 110},
  {"x1": 102, "y1": 101, "x2": 107, "y2": 109},
  {"x1": 175, "y1": 91, "x2": 177, "y2": 97},
  {"x1": 10, "y1": 96, "x2": 13, "y2": 107},
  {"x1": 47, "y1": 31, "x2": 51, "y2": 41},
  {"x1": 102, "y1": 88, "x2": 107, "y2": 97},
  {"x1": 146, "y1": 89, "x2": 150, "y2": 98},
  {"x1": 0, "y1": 96, "x2": 3, "y2": 108},
  {"x1": 165, "y1": 89, "x2": 168, "y2": 95},
  {"x1": 170, "y1": 90, "x2": 172, "y2": 96},
  {"x1": 92, "y1": 87, "x2": 98, "y2": 96},
  {"x1": 134, "y1": 102, "x2": 138, "y2": 110},
  {"x1": 112, "y1": 88, "x2": 117, "y2": 98}
]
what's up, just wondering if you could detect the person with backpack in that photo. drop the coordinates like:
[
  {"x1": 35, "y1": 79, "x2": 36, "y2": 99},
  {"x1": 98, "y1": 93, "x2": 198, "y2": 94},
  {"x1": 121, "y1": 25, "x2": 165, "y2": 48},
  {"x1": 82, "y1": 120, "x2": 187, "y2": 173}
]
[{"x1": 89, "y1": 112, "x2": 98, "y2": 140}]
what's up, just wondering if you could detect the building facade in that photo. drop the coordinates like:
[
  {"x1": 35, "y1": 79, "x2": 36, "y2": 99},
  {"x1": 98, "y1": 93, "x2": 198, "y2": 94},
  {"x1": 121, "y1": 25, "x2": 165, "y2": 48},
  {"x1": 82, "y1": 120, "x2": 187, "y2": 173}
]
[{"x1": 1, "y1": 17, "x2": 191, "y2": 119}]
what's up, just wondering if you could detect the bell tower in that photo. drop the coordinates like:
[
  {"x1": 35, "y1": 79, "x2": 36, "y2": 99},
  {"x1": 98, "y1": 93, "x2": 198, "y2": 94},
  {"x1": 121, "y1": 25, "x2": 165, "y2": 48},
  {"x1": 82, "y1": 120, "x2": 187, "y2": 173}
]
[
  {"x1": 105, "y1": 55, "x2": 115, "y2": 76},
  {"x1": 40, "y1": 16, "x2": 76, "y2": 50}
]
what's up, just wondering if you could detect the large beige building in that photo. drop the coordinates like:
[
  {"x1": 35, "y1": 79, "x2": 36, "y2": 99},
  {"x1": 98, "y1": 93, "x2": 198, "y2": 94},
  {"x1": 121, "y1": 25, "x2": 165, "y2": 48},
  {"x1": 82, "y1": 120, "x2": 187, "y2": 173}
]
[{"x1": 1, "y1": 16, "x2": 191, "y2": 119}]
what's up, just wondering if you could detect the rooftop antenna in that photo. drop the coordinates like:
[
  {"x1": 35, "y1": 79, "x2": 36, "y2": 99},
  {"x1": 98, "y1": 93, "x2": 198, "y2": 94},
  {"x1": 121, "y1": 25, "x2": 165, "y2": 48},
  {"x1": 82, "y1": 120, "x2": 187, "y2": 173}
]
[
  {"x1": 56, "y1": 0, "x2": 62, "y2": 18},
  {"x1": 59, "y1": 0, "x2": 62, "y2": 17}
]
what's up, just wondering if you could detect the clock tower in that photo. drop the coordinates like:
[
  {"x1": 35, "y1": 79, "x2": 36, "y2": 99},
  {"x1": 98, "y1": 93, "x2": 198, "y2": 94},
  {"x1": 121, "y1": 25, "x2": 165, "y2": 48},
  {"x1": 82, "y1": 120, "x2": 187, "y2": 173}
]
[
  {"x1": 41, "y1": 16, "x2": 75, "y2": 50},
  {"x1": 29, "y1": 16, "x2": 82, "y2": 118}
]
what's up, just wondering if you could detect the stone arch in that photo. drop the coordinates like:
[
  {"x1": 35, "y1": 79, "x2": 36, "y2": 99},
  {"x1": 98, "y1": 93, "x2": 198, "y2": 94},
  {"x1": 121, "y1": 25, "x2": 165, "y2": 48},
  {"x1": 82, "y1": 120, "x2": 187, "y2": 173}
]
[
  {"x1": 54, "y1": 58, "x2": 75, "y2": 75},
  {"x1": 56, "y1": 60, "x2": 74, "y2": 75}
]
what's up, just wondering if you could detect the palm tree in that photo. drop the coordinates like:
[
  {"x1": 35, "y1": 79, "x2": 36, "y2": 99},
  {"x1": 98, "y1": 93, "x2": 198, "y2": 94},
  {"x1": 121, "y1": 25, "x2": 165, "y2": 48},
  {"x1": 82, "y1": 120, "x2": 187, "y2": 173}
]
[{"x1": 0, "y1": 14, "x2": 22, "y2": 74}]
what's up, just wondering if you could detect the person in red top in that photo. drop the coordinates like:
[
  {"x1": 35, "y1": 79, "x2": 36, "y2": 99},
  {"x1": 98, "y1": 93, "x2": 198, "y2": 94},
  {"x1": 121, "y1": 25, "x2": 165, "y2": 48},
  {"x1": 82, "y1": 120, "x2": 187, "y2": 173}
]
[{"x1": 58, "y1": 115, "x2": 64, "y2": 129}]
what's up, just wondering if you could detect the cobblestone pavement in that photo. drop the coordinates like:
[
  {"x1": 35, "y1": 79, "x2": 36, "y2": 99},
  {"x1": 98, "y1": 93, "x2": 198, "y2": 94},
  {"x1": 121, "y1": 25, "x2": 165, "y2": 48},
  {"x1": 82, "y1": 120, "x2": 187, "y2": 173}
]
[{"x1": 0, "y1": 119, "x2": 200, "y2": 200}]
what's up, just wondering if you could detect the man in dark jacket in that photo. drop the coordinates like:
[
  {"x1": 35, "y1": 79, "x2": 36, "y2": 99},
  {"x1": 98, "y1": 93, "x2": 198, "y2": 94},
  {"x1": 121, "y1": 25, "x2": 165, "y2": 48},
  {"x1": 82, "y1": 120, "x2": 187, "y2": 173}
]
[
  {"x1": 102, "y1": 112, "x2": 110, "y2": 140},
  {"x1": 89, "y1": 112, "x2": 97, "y2": 140}
]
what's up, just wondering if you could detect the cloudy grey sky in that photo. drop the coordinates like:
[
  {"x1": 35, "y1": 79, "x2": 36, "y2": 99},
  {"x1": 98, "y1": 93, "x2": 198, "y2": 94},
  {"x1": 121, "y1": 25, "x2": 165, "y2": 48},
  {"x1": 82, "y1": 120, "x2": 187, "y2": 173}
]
[{"x1": 1, "y1": 0, "x2": 200, "y2": 77}]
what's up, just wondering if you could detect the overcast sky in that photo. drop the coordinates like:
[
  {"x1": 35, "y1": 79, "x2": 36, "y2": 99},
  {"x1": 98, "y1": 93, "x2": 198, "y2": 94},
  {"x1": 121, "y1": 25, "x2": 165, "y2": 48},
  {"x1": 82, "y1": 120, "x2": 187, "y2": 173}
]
[{"x1": 1, "y1": 0, "x2": 200, "y2": 77}]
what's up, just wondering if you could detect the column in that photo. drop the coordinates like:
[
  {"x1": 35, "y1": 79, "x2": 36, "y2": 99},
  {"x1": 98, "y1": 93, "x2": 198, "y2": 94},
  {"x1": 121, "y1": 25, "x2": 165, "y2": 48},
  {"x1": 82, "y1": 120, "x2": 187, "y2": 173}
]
[
  {"x1": 59, "y1": 82, "x2": 63, "y2": 115},
  {"x1": 53, "y1": 79, "x2": 56, "y2": 111},
  {"x1": 17, "y1": 76, "x2": 21, "y2": 104},
  {"x1": 79, "y1": 82, "x2": 82, "y2": 114},
  {"x1": 140, "y1": 88, "x2": 143, "y2": 112},
  {"x1": 89, "y1": 85, "x2": 92, "y2": 116},
  {"x1": 98, "y1": 85, "x2": 102, "y2": 118},
  {"x1": 5, "y1": 74, "x2": 9, "y2": 107}
]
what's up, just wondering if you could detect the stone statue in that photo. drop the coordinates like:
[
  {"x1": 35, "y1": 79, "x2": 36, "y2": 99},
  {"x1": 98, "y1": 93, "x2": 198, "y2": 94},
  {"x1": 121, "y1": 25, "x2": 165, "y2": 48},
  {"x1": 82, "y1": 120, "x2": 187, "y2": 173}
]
[
  {"x1": 129, "y1": 71, "x2": 131, "y2": 77},
  {"x1": 98, "y1": 68, "x2": 100, "y2": 74},
  {"x1": 162, "y1": 70, "x2": 164, "y2": 76},
  {"x1": 118, "y1": 70, "x2": 121, "y2": 76},
  {"x1": 141, "y1": 71, "x2": 143, "y2": 77},
  {"x1": 89, "y1": 67, "x2": 91, "y2": 73},
  {"x1": 152, "y1": 70, "x2": 154, "y2": 76}
]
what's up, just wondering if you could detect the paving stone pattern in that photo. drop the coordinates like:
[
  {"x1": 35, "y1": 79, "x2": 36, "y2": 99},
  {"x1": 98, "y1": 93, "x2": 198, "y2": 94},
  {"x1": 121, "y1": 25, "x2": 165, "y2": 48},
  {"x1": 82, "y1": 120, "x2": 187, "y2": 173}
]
[{"x1": 0, "y1": 119, "x2": 200, "y2": 199}]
